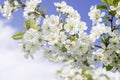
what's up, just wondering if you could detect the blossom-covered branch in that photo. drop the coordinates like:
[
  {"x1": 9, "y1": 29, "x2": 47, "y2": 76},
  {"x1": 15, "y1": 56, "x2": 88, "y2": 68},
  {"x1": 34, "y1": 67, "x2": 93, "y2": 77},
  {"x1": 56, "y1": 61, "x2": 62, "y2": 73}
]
[{"x1": 0, "y1": 0, "x2": 120, "y2": 80}]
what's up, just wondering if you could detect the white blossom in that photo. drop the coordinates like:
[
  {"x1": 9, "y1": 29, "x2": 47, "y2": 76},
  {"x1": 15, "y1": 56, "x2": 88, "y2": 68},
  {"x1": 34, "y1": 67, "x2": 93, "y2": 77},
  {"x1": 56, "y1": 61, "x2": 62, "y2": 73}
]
[
  {"x1": 111, "y1": 2, "x2": 120, "y2": 25},
  {"x1": 115, "y1": 2, "x2": 120, "y2": 15},
  {"x1": 19, "y1": 28, "x2": 43, "y2": 58},
  {"x1": 88, "y1": 5, "x2": 105, "y2": 25},
  {"x1": 56, "y1": 65, "x2": 120, "y2": 80},
  {"x1": 0, "y1": 1, "x2": 18, "y2": 19},
  {"x1": 90, "y1": 23, "x2": 111, "y2": 42},
  {"x1": 64, "y1": 18, "x2": 87, "y2": 34},
  {"x1": 23, "y1": 0, "x2": 42, "y2": 19},
  {"x1": 42, "y1": 15, "x2": 60, "y2": 35},
  {"x1": 54, "y1": 1, "x2": 80, "y2": 19},
  {"x1": 23, "y1": 28, "x2": 41, "y2": 43},
  {"x1": 93, "y1": 30, "x2": 120, "y2": 72},
  {"x1": 116, "y1": 17, "x2": 120, "y2": 25}
]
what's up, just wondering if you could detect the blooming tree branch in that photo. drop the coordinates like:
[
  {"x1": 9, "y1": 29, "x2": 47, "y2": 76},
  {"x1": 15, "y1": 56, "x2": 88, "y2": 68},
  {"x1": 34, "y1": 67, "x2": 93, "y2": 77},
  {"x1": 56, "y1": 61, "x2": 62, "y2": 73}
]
[{"x1": 0, "y1": 0, "x2": 120, "y2": 80}]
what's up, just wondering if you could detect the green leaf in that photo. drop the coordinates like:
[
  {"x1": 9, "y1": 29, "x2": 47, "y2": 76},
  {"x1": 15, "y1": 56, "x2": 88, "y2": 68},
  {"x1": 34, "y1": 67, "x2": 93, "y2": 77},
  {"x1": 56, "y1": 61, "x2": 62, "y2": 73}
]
[
  {"x1": 105, "y1": 65, "x2": 113, "y2": 71},
  {"x1": 69, "y1": 36, "x2": 76, "y2": 41},
  {"x1": 113, "y1": 0, "x2": 120, "y2": 7},
  {"x1": 102, "y1": 0, "x2": 120, "y2": 6},
  {"x1": 102, "y1": 0, "x2": 107, "y2": 4},
  {"x1": 61, "y1": 45, "x2": 67, "y2": 52},
  {"x1": 57, "y1": 69, "x2": 62, "y2": 74},
  {"x1": 12, "y1": 31, "x2": 25, "y2": 40},
  {"x1": 101, "y1": 37, "x2": 106, "y2": 44},
  {"x1": 35, "y1": 5, "x2": 40, "y2": 11},
  {"x1": 40, "y1": 8, "x2": 46, "y2": 17},
  {"x1": 108, "y1": 10, "x2": 116, "y2": 17},
  {"x1": 33, "y1": 25, "x2": 40, "y2": 31},
  {"x1": 83, "y1": 59, "x2": 89, "y2": 66},
  {"x1": 107, "y1": 0, "x2": 114, "y2": 5},
  {"x1": 17, "y1": 0, "x2": 22, "y2": 4},
  {"x1": 82, "y1": 70, "x2": 93, "y2": 80},
  {"x1": 68, "y1": 34, "x2": 78, "y2": 41},
  {"x1": 97, "y1": 5, "x2": 107, "y2": 10},
  {"x1": 102, "y1": 0, "x2": 108, "y2": 4},
  {"x1": 24, "y1": 19, "x2": 35, "y2": 29},
  {"x1": 105, "y1": 16, "x2": 110, "y2": 22},
  {"x1": 84, "y1": 74, "x2": 93, "y2": 80},
  {"x1": 102, "y1": 0, "x2": 113, "y2": 5},
  {"x1": 24, "y1": 19, "x2": 40, "y2": 31},
  {"x1": 9, "y1": 0, "x2": 14, "y2": 4}
]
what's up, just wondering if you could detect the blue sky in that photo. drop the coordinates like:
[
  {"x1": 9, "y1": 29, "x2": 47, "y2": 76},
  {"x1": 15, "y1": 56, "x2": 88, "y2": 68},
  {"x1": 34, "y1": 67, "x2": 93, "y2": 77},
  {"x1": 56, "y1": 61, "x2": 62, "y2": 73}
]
[{"x1": 0, "y1": 0, "x2": 102, "y2": 32}]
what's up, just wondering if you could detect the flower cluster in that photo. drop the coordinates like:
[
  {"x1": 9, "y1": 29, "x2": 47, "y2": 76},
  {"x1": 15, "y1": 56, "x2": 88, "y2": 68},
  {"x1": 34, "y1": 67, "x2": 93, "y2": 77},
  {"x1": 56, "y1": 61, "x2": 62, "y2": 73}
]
[
  {"x1": 110, "y1": 2, "x2": 120, "y2": 25},
  {"x1": 42, "y1": 1, "x2": 94, "y2": 70},
  {"x1": 56, "y1": 65, "x2": 119, "y2": 80},
  {"x1": 88, "y1": 5, "x2": 105, "y2": 25},
  {"x1": 90, "y1": 23, "x2": 111, "y2": 42},
  {"x1": 54, "y1": 1, "x2": 80, "y2": 19},
  {"x1": 0, "y1": 0, "x2": 18, "y2": 19},
  {"x1": 23, "y1": 0, "x2": 42, "y2": 19},
  {"x1": 94, "y1": 30, "x2": 120, "y2": 72},
  {"x1": 19, "y1": 28, "x2": 43, "y2": 58},
  {"x1": 88, "y1": 1, "x2": 120, "y2": 72}
]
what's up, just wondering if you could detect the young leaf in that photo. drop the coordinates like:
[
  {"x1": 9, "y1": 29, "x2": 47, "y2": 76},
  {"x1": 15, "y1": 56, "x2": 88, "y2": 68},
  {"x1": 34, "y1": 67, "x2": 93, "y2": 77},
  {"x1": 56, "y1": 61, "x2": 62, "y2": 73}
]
[
  {"x1": 24, "y1": 19, "x2": 35, "y2": 29},
  {"x1": 105, "y1": 65, "x2": 113, "y2": 71},
  {"x1": 33, "y1": 26, "x2": 40, "y2": 31},
  {"x1": 35, "y1": 5, "x2": 40, "y2": 11},
  {"x1": 97, "y1": 5, "x2": 107, "y2": 10},
  {"x1": 113, "y1": 0, "x2": 120, "y2": 7},
  {"x1": 105, "y1": 16, "x2": 110, "y2": 22},
  {"x1": 83, "y1": 59, "x2": 89, "y2": 66},
  {"x1": 102, "y1": 0, "x2": 108, "y2": 5},
  {"x1": 107, "y1": 0, "x2": 114, "y2": 5},
  {"x1": 61, "y1": 45, "x2": 67, "y2": 52},
  {"x1": 12, "y1": 31, "x2": 25, "y2": 40},
  {"x1": 9, "y1": 0, "x2": 14, "y2": 5},
  {"x1": 40, "y1": 8, "x2": 46, "y2": 18},
  {"x1": 109, "y1": 11, "x2": 116, "y2": 17},
  {"x1": 82, "y1": 70, "x2": 93, "y2": 80},
  {"x1": 101, "y1": 0, "x2": 113, "y2": 5},
  {"x1": 17, "y1": 0, "x2": 22, "y2": 4}
]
